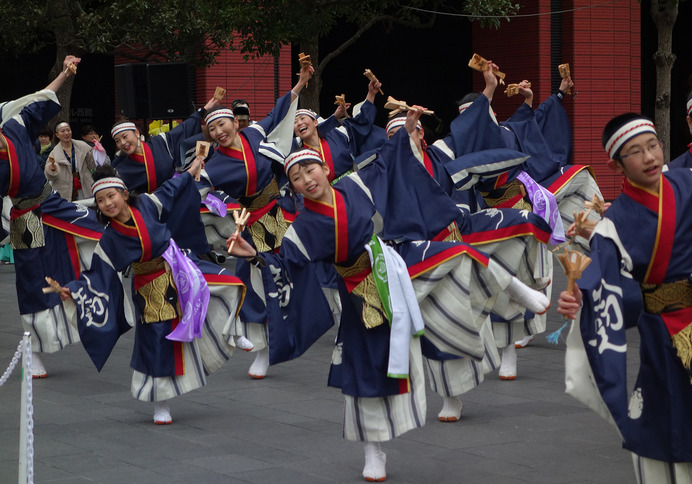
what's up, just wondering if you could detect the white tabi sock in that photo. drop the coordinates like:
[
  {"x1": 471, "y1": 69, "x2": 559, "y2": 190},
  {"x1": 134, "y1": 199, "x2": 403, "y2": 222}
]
[
  {"x1": 248, "y1": 347, "x2": 269, "y2": 379},
  {"x1": 363, "y1": 442, "x2": 387, "y2": 482},
  {"x1": 30, "y1": 352, "x2": 46, "y2": 378},
  {"x1": 438, "y1": 396, "x2": 463, "y2": 422},
  {"x1": 499, "y1": 345, "x2": 518, "y2": 380},
  {"x1": 505, "y1": 276, "x2": 550, "y2": 314},
  {"x1": 153, "y1": 401, "x2": 172, "y2": 424}
]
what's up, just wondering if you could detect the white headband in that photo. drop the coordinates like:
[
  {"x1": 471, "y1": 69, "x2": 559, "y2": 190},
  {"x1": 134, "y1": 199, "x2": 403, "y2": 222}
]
[
  {"x1": 55, "y1": 122, "x2": 71, "y2": 132},
  {"x1": 92, "y1": 177, "x2": 127, "y2": 195},
  {"x1": 204, "y1": 108, "x2": 234, "y2": 125},
  {"x1": 687, "y1": 98, "x2": 692, "y2": 117},
  {"x1": 111, "y1": 122, "x2": 137, "y2": 138},
  {"x1": 284, "y1": 149, "x2": 323, "y2": 174},
  {"x1": 295, "y1": 109, "x2": 318, "y2": 120},
  {"x1": 457, "y1": 102, "x2": 472, "y2": 114},
  {"x1": 385, "y1": 117, "x2": 421, "y2": 134},
  {"x1": 605, "y1": 119, "x2": 657, "y2": 159}
]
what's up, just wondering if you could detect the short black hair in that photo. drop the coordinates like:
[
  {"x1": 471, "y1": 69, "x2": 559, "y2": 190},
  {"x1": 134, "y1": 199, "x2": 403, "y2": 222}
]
[
  {"x1": 81, "y1": 125, "x2": 97, "y2": 137},
  {"x1": 457, "y1": 92, "x2": 481, "y2": 108}
]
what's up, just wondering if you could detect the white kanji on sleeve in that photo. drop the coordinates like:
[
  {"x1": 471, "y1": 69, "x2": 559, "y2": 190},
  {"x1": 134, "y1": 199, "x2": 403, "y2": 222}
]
[{"x1": 588, "y1": 279, "x2": 627, "y2": 354}]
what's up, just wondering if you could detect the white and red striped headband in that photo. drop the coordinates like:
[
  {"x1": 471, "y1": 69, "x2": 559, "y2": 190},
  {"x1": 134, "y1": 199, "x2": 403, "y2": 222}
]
[
  {"x1": 204, "y1": 108, "x2": 234, "y2": 125},
  {"x1": 605, "y1": 119, "x2": 657, "y2": 159},
  {"x1": 92, "y1": 177, "x2": 128, "y2": 195},
  {"x1": 284, "y1": 149, "x2": 323, "y2": 174},
  {"x1": 385, "y1": 117, "x2": 421, "y2": 134},
  {"x1": 111, "y1": 122, "x2": 137, "y2": 138},
  {"x1": 295, "y1": 109, "x2": 318, "y2": 120},
  {"x1": 687, "y1": 98, "x2": 692, "y2": 117},
  {"x1": 458, "y1": 102, "x2": 473, "y2": 114}
]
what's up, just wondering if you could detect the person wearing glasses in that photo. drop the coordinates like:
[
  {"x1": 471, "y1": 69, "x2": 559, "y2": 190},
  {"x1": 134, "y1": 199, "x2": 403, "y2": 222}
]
[{"x1": 558, "y1": 113, "x2": 692, "y2": 483}]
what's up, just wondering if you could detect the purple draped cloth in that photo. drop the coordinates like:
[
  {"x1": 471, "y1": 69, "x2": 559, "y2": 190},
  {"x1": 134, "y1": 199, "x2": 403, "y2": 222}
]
[
  {"x1": 517, "y1": 171, "x2": 565, "y2": 244},
  {"x1": 162, "y1": 238, "x2": 209, "y2": 342},
  {"x1": 202, "y1": 192, "x2": 227, "y2": 217}
]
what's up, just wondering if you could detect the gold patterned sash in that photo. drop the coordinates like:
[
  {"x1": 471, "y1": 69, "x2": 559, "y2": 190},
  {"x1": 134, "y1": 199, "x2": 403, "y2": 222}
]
[
  {"x1": 246, "y1": 203, "x2": 289, "y2": 253},
  {"x1": 335, "y1": 251, "x2": 388, "y2": 329},
  {"x1": 10, "y1": 182, "x2": 52, "y2": 250},
  {"x1": 642, "y1": 279, "x2": 692, "y2": 382},
  {"x1": 480, "y1": 179, "x2": 532, "y2": 211},
  {"x1": 238, "y1": 178, "x2": 279, "y2": 211},
  {"x1": 132, "y1": 257, "x2": 181, "y2": 324},
  {"x1": 237, "y1": 178, "x2": 289, "y2": 252},
  {"x1": 641, "y1": 280, "x2": 692, "y2": 314}
]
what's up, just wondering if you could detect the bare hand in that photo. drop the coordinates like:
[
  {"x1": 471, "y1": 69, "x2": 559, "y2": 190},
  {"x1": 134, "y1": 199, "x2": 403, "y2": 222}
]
[
  {"x1": 481, "y1": 61, "x2": 499, "y2": 100},
  {"x1": 226, "y1": 233, "x2": 257, "y2": 259},
  {"x1": 188, "y1": 156, "x2": 204, "y2": 178},
  {"x1": 63, "y1": 55, "x2": 81, "y2": 72},
  {"x1": 299, "y1": 65, "x2": 314, "y2": 85},
  {"x1": 556, "y1": 287, "x2": 582, "y2": 320},
  {"x1": 566, "y1": 220, "x2": 595, "y2": 240},
  {"x1": 559, "y1": 76, "x2": 574, "y2": 94},
  {"x1": 204, "y1": 97, "x2": 220, "y2": 111},
  {"x1": 405, "y1": 105, "x2": 426, "y2": 134},
  {"x1": 368, "y1": 79, "x2": 382, "y2": 98},
  {"x1": 334, "y1": 102, "x2": 351, "y2": 119},
  {"x1": 518, "y1": 80, "x2": 533, "y2": 103},
  {"x1": 58, "y1": 286, "x2": 72, "y2": 301}
]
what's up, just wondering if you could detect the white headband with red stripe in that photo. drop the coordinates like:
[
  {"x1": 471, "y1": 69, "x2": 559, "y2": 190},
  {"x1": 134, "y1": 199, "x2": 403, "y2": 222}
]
[
  {"x1": 204, "y1": 108, "x2": 234, "y2": 125},
  {"x1": 295, "y1": 109, "x2": 318, "y2": 120},
  {"x1": 385, "y1": 117, "x2": 421, "y2": 134},
  {"x1": 284, "y1": 149, "x2": 323, "y2": 174},
  {"x1": 605, "y1": 119, "x2": 657, "y2": 159},
  {"x1": 92, "y1": 177, "x2": 128, "y2": 195},
  {"x1": 111, "y1": 122, "x2": 137, "y2": 138}
]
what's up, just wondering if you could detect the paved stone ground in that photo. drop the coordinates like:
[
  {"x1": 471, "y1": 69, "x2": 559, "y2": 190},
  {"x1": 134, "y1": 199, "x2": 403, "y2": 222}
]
[{"x1": 0, "y1": 262, "x2": 638, "y2": 483}]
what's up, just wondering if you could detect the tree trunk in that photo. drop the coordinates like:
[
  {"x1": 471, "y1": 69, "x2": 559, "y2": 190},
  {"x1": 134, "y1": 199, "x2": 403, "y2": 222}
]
[
  {"x1": 47, "y1": 0, "x2": 81, "y2": 129},
  {"x1": 298, "y1": 35, "x2": 322, "y2": 113},
  {"x1": 650, "y1": 0, "x2": 678, "y2": 162}
]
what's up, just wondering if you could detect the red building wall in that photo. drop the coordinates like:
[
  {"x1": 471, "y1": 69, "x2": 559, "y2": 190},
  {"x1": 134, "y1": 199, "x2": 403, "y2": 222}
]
[
  {"x1": 194, "y1": 40, "x2": 293, "y2": 119},
  {"x1": 472, "y1": 0, "x2": 641, "y2": 199},
  {"x1": 114, "y1": 39, "x2": 292, "y2": 124}
]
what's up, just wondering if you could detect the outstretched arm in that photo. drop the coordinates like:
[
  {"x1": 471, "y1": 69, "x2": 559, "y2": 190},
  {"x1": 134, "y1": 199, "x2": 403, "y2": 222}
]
[
  {"x1": 481, "y1": 61, "x2": 500, "y2": 101},
  {"x1": 45, "y1": 55, "x2": 82, "y2": 94},
  {"x1": 365, "y1": 79, "x2": 382, "y2": 105},
  {"x1": 291, "y1": 65, "x2": 315, "y2": 100},
  {"x1": 518, "y1": 80, "x2": 533, "y2": 107}
]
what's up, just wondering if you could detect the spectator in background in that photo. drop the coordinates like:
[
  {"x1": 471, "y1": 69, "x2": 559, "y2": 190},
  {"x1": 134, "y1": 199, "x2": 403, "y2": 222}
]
[
  {"x1": 45, "y1": 122, "x2": 95, "y2": 201},
  {"x1": 34, "y1": 128, "x2": 54, "y2": 170},
  {"x1": 231, "y1": 99, "x2": 253, "y2": 130},
  {"x1": 81, "y1": 124, "x2": 110, "y2": 166}
]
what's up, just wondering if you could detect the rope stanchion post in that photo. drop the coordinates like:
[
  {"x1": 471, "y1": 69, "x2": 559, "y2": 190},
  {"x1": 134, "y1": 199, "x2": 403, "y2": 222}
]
[{"x1": 18, "y1": 332, "x2": 34, "y2": 484}]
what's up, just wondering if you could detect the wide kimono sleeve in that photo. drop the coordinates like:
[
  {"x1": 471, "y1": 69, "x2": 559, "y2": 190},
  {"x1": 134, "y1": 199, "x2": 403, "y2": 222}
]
[
  {"x1": 502, "y1": 104, "x2": 562, "y2": 182},
  {"x1": 65, "y1": 244, "x2": 132, "y2": 371},
  {"x1": 444, "y1": 95, "x2": 506, "y2": 156},
  {"x1": 245, "y1": 91, "x2": 298, "y2": 159},
  {"x1": 1, "y1": 89, "x2": 61, "y2": 135},
  {"x1": 147, "y1": 171, "x2": 209, "y2": 255},
  {"x1": 533, "y1": 94, "x2": 572, "y2": 166},
  {"x1": 259, "y1": 223, "x2": 335, "y2": 365},
  {"x1": 154, "y1": 110, "x2": 204, "y2": 168},
  {"x1": 569, "y1": 221, "x2": 642, "y2": 440},
  {"x1": 353, "y1": 128, "x2": 463, "y2": 241},
  {"x1": 333, "y1": 100, "x2": 380, "y2": 155}
]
